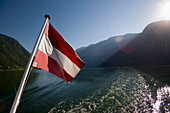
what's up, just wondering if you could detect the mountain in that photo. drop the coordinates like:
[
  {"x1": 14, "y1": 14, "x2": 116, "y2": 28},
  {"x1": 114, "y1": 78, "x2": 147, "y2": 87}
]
[
  {"x1": 0, "y1": 34, "x2": 30, "y2": 70},
  {"x1": 77, "y1": 20, "x2": 170, "y2": 67}
]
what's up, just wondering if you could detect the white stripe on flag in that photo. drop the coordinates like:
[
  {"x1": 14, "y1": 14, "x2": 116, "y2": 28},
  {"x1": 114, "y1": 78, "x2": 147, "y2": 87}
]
[{"x1": 38, "y1": 34, "x2": 81, "y2": 78}]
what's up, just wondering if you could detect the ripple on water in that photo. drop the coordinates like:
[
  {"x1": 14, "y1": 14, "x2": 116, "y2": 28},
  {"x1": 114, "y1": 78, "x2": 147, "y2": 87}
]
[{"x1": 48, "y1": 68, "x2": 170, "y2": 113}]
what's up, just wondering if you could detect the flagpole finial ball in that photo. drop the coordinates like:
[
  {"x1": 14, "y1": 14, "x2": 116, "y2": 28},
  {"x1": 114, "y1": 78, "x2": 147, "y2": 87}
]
[{"x1": 45, "y1": 14, "x2": 51, "y2": 20}]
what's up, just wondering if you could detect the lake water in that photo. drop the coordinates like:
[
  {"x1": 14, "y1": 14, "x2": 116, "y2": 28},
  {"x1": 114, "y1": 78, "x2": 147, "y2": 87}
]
[{"x1": 0, "y1": 68, "x2": 169, "y2": 113}]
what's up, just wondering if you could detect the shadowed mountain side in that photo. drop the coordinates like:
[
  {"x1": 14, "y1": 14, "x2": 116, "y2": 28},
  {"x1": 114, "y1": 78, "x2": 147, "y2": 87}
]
[
  {"x1": 102, "y1": 21, "x2": 170, "y2": 67},
  {"x1": 77, "y1": 20, "x2": 170, "y2": 68},
  {"x1": 0, "y1": 34, "x2": 30, "y2": 70},
  {"x1": 77, "y1": 33, "x2": 139, "y2": 67}
]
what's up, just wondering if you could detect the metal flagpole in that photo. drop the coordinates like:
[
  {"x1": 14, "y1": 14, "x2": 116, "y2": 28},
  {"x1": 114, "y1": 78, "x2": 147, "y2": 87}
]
[{"x1": 10, "y1": 14, "x2": 51, "y2": 113}]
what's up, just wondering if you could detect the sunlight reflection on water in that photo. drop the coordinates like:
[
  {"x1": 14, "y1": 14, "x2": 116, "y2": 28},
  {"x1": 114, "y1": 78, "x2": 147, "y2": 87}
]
[
  {"x1": 49, "y1": 69, "x2": 170, "y2": 113},
  {"x1": 153, "y1": 86, "x2": 170, "y2": 113}
]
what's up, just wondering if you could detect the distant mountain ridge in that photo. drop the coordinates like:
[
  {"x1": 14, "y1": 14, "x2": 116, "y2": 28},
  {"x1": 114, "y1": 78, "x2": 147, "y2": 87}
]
[
  {"x1": 77, "y1": 20, "x2": 170, "y2": 67},
  {"x1": 0, "y1": 34, "x2": 30, "y2": 70}
]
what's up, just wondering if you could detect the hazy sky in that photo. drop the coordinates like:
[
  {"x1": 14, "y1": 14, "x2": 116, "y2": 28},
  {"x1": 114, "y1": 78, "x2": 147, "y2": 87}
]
[{"x1": 0, "y1": 0, "x2": 169, "y2": 52}]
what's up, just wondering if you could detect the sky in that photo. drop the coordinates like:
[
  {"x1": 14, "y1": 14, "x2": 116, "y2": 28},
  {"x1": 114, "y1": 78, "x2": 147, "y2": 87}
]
[{"x1": 0, "y1": 0, "x2": 170, "y2": 52}]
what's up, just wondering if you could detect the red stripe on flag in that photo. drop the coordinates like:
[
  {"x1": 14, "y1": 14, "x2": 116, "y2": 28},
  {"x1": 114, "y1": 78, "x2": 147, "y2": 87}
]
[
  {"x1": 44, "y1": 23, "x2": 84, "y2": 69},
  {"x1": 34, "y1": 50, "x2": 73, "y2": 82}
]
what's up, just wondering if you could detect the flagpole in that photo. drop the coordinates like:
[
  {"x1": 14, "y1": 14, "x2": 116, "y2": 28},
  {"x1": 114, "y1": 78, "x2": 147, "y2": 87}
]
[{"x1": 10, "y1": 14, "x2": 51, "y2": 113}]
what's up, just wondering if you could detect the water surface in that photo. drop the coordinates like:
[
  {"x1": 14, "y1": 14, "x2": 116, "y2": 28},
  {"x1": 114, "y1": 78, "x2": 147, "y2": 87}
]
[{"x1": 0, "y1": 68, "x2": 169, "y2": 113}]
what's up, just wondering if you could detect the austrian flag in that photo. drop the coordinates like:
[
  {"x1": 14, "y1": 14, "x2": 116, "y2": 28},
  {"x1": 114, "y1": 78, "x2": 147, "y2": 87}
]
[{"x1": 33, "y1": 22, "x2": 85, "y2": 82}]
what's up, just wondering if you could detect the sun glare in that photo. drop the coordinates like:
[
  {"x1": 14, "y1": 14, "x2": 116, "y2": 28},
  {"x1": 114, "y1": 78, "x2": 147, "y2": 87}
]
[{"x1": 159, "y1": 1, "x2": 170, "y2": 20}]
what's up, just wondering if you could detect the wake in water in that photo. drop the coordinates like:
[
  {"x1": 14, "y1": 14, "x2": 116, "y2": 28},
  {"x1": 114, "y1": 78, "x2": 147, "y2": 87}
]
[{"x1": 49, "y1": 68, "x2": 170, "y2": 113}]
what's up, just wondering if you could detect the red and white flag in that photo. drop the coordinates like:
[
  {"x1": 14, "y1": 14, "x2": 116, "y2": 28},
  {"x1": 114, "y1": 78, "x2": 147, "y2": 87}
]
[{"x1": 33, "y1": 22, "x2": 85, "y2": 83}]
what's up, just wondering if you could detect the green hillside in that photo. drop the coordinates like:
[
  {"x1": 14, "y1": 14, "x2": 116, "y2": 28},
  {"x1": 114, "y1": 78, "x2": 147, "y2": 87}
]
[{"x1": 0, "y1": 34, "x2": 30, "y2": 70}]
